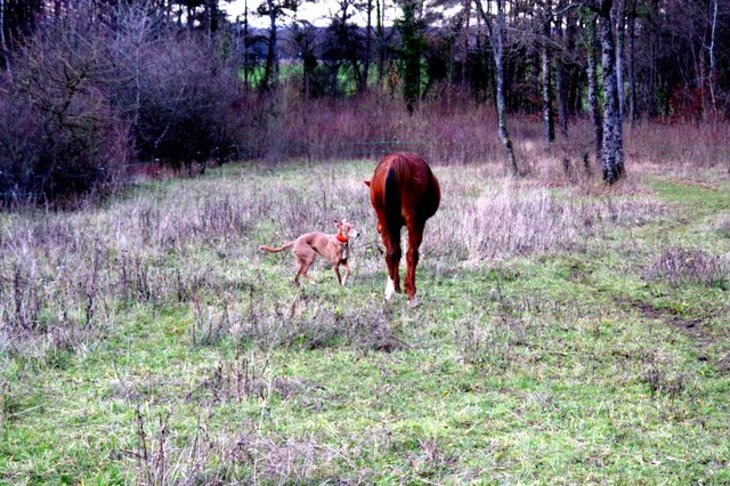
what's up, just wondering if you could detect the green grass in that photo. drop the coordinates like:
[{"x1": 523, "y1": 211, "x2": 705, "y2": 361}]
[{"x1": 1, "y1": 162, "x2": 729, "y2": 484}]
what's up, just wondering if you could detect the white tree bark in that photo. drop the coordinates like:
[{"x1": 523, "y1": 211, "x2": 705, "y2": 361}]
[
  {"x1": 0, "y1": 0, "x2": 8, "y2": 71},
  {"x1": 709, "y1": 0, "x2": 718, "y2": 111},
  {"x1": 613, "y1": 0, "x2": 625, "y2": 174},
  {"x1": 541, "y1": 0, "x2": 555, "y2": 143},
  {"x1": 476, "y1": 0, "x2": 519, "y2": 175},
  {"x1": 587, "y1": 15, "x2": 602, "y2": 163},
  {"x1": 598, "y1": 0, "x2": 624, "y2": 183}
]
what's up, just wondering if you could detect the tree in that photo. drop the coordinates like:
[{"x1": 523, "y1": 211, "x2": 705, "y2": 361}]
[
  {"x1": 594, "y1": 0, "x2": 624, "y2": 182},
  {"x1": 258, "y1": 0, "x2": 299, "y2": 90},
  {"x1": 541, "y1": 0, "x2": 555, "y2": 143},
  {"x1": 395, "y1": 0, "x2": 426, "y2": 113},
  {"x1": 0, "y1": 0, "x2": 7, "y2": 70},
  {"x1": 363, "y1": 0, "x2": 374, "y2": 91},
  {"x1": 475, "y1": 0, "x2": 519, "y2": 175},
  {"x1": 626, "y1": 0, "x2": 636, "y2": 124},
  {"x1": 289, "y1": 20, "x2": 319, "y2": 97},
  {"x1": 585, "y1": 14, "x2": 603, "y2": 164}
]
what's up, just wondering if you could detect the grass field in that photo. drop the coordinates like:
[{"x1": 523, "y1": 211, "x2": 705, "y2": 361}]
[{"x1": 1, "y1": 157, "x2": 729, "y2": 484}]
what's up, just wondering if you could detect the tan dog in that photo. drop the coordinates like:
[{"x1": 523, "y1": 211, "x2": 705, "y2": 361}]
[{"x1": 260, "y1": 219, "x2": 358, "y2": 286}]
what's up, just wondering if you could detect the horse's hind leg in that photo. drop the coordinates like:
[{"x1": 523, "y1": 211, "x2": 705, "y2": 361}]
[
  {"x1": 384, "y1": 234, "x2": 402, "y2": 300},
  {"x1": 405, "y1": 220, "x2": 425, "y2": 300}
]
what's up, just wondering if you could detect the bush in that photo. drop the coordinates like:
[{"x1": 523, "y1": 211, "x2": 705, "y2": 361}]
[
  {"x1": 105, "y1": 5, "x2": 256, "y2": 170},
  {"x1": 0, "y1": 4, "x2": 266, "y2": 204},
  {"x1": 0, "y1": 18, "x2": 129, "y2": 203},
  {"x1": 646, "y1": 247, "x2": 729, "y2": 289}
]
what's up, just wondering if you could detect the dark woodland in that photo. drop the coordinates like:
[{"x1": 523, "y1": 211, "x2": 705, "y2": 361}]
[{"x1": 0, "y1": 0, "x2": 728, "y2": 197}]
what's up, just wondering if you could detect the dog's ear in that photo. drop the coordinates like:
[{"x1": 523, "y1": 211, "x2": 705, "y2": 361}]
[
  {"x1": 333, "y1": 219, "x2": 341, "y2": 227},
  {"x1": 363, "y1": 179, "x2": 371, "y2": 188}
]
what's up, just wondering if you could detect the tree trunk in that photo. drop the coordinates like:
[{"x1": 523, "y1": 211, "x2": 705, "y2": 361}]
[
  {"x1": 363, "y1": 0, "x2": 373, "y2": 92},
  {"x1": 613, "y1": 0, "x2": 625, "y2": 176},
  {"x1": 646, "y1": 0, "x2": 658, "y2": 117},
  {"x1": 462, "y1": 0, "x2": 471, "y2": 89},
  {"x1": 376, "y1": 0, "x2": 385, "y2": 87},
  {"x1": 243, "y1": 0, "x2": 250, "y2": 90},
  {"x1": 708, "y1": 0, "x2": 718, "y2": 112},
  {"x1": 615, "y1": 0, "x2": 625, "y2": 118},
  {"x1": 262, "y1": 0, "x2": 278, "y2": 90},
  {"x1": 541, "y1": 0, "x2": 555, "y2": 143},
  {"x1": 478, "y1": 0, "x2": 518, "y2": 175},
  {"x1": 564, "y1": 13, "x2": 579, "y2": 116},
  {"x1": 555, "y1": 8, "x2": 569, "y2": 137},
  {"x1": 598, "y1": 0, "x2": 624, "y2": 183},
  {"x1": 587, "y1": 15, "x2": 603, "y2": 165},
  {"x1": 627, "y1": 0, "x2": 636, "y2": 125},
  {"x1": 0, "y1": 0, "x2": 8, "y2": 71}
]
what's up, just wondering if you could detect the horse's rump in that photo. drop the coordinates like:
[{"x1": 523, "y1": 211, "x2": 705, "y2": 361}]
[{"x1": 376, "y1": 153, "x2": 440, "y2": 230}]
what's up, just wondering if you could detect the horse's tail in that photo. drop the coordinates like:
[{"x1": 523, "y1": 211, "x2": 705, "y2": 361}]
[
  {"x1": 383, "y1": 158, "x2": 402, "y2": 237},
  {"x1": 260, "y1": 241, "x2": 294, "y2": 253}
]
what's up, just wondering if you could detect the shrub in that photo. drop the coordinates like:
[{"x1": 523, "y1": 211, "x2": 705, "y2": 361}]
[
  {"x1": 0, "y1": 18, "x2": 129, "y2": 203},
  {"x1": 105, "y1": 4, "x2": 258, "y2": 170},
  {"x1": 645, "y1": 247, "x2": 729, "y2": 289}
]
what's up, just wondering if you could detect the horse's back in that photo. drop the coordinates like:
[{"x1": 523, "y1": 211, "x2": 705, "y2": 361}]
[{"x1": 375, "y1": 153, "x2": 439, "y2": 221}]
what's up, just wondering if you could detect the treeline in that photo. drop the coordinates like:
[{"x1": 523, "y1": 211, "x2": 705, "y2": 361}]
[{"x1": 0, "y1": 0, "x2": 728, "y2": 202}]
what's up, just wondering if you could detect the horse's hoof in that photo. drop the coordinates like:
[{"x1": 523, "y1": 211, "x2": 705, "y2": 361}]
[{"x1": 384, "y1": 278, "x2": 396, "y2": 301}]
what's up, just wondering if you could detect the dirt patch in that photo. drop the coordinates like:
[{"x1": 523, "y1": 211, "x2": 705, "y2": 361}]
[
  {"x1": 616, "y1": 297, "x2": 725, "y2": 372},
  {"x1": 674, "y1": 179, "x2": 720, "y2": 191}
]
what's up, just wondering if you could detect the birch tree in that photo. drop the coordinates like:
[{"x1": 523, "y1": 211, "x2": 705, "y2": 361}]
[
  {"x1": 541, "y1": 0, "x2": 555, "y2": 143},
  {"x1": 476, "y1": 0, "x2": 519, "y2": 175}
]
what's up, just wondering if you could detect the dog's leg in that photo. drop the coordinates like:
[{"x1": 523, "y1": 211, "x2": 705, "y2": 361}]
[
  {"x1": 342, "y1": 262, "x2": 351, "y2": 286},
  {"x1": 334, "y1": 265, "x2": 342, "y2": 286},
  {"x1": 300, "y1": 258, "x2": 315, "y2": 285},
  {"x1": 294, "y1": 254, "x2": 311, "y2": 287}
]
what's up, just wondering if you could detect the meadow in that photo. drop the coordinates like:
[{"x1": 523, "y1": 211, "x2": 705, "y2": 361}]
[{"x1": 1, "y1": 135, "x2": 729, "y2": 483}]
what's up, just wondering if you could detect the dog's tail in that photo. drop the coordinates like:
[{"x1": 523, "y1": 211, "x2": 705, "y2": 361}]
[{"x1": 260, "y1": 241, "x2": 294, "y2": 253}]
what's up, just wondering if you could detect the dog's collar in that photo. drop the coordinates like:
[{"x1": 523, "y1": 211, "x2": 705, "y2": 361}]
[{"x1": 336, "y1": 233, "x2": 349, "y2": 243}]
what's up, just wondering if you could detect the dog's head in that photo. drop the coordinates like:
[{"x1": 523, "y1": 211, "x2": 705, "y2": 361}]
[{"x1": 334, "y1": 218, "x2": 359, "y2": 240}]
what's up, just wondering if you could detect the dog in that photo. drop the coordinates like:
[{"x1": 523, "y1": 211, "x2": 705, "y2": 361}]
[{"x1": 260, "y1": 219, "x2": 359, "y2": 287}]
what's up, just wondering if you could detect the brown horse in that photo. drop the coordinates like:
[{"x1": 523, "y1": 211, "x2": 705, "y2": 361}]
[{"x1": 364, "y1": 153, "x2": 440, "y2": 302}]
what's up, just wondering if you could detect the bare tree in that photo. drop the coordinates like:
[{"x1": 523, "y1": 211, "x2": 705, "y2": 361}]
[
  {"x1": 363, "y1": 0, "x2": 373, "y2": 91},
  {"x1": 476, "y1": 0, "x2": 518, "y2": 175},
  {"x1": 0, "y1": 0, "x2": 7, "y2": 71},
  {"x1": 541, "y1": 0, "x2": 555, "y2": 143},
  {"x1": 262, "y1": 0, "x2": 279, "y2": 89},
  {"x1": 596, "y1": 0, "x2": 624, "y2": 182},
  {"x1": 258, "y1": 0, "x2": 300, "y2": 90},
  {"x1": 627, "y1": 0, "x2": 636, "y2": 125},
  {"x1": 555, "y1": 6, "x2": 568, "y2": 137},
  {"x1": 708, "y1": 0, "x2": 719, "y2": 111},
  {"x1": 612, "y1": 0, "x2": 624, "y2": 174},
  {"x1": 585, "y1": 14, "x2": 602, "y2": 163}
]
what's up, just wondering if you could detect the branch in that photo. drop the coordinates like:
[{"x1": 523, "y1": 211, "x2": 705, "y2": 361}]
[{"x1": 472, "y1": 0, "x2": 493, "y2": 40}]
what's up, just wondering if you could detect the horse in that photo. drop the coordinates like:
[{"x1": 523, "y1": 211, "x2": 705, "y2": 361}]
[{"x1": 364, "y1": 153, "x2": 441, "y2": 302}]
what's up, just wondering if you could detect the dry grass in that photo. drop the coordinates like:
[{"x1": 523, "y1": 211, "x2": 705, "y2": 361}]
[
  {"x1": 0, "y1": 157, "x2": 676, "y2": 358},
  {"x1": 1, "y1": 142, "x2": 729, "y2": 483},
  {"x1": 645, "y1": 247, "x2": 729, "y2": 289}
]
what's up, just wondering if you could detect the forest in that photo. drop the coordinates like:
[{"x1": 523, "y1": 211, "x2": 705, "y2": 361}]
[{"x1": 0, "y1": 0, "x2": 728, "y2": 201}]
